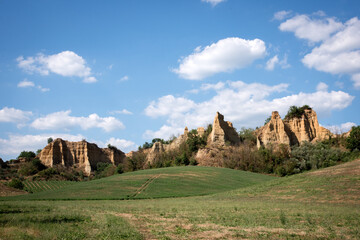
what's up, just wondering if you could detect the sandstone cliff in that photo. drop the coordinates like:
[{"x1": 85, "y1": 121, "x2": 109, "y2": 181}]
[
  {"x1": 208, "y1": 112, "x2": 240, "y2": 146},
  {"x1": 256, "y1": 109, "x2": 332, "y2": 148},
  {"x1": 37, "y1": 138, "x2": 126, "y2": 175}
]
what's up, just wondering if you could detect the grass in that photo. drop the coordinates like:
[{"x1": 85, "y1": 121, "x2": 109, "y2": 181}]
[
  {"x1": 23, "y1": 180, "x2": 76, "y2": 193},
  {"x1": 4, "y1": 166, "x2": 274, "y2": 200},
  {"x1": 0, "y1": 161, "x2": 359, "y2": 239}
]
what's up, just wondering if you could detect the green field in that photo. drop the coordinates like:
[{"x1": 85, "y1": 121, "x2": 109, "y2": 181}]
[
  {"x1": 23, "y1": 180, "x2": 76, "y2": 193},
  {"x1": 0, "y1": 162, "x2": 359, "y2": 239},
  {"x1": 6, "y1": 166, "x2": 274, "y2": 200}
]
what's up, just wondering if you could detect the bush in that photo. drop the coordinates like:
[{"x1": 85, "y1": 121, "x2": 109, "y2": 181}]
[
  {"x1": 47, "y1": 137, "x2": 53, "y2": 144},
  {"x1": 116, "y1": 164, "x2": 124, "y2": 174},
  {"x1": 239, "y1": 127, "x2": 257, "y2": 145},
  {"x1": 17, "y1": 151, "x2": 36, "y2": 160},
  {"x1": 284, "y1": 105, "x2": 311, "y2": 120},
  {"x1": 8, "y1": 178, "x2": 24, "y2": 190},
  {"x1": 346, "y1": 126, "x2": 360, "y2": 151}
]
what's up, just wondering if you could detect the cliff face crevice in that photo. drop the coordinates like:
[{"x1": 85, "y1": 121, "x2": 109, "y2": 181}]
[
  {"x1": 37, "y1": 138, "x2": 126, "y2": 175},
  {"x1": 257, "y1": 109, "x2": 332, "y2": 148}
]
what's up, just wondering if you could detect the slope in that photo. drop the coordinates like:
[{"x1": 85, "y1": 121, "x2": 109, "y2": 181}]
[{"x1": 3, "y1": 166, "x2": 274, "y2": 200}]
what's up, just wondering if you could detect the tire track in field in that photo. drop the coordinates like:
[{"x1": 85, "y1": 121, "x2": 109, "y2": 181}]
[{"x1": 132, "y1": 174, "x2": 160, "y2": 198}]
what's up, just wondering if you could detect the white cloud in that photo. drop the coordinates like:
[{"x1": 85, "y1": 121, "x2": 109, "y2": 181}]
[
  {"x1": 200, "y1": 82, "x2": 225, "y2": 91},
  {"x1": 0, "y1": 107, "x2": 32, "y2": 124},
  {"x1": 324, "y1": 122, "x2": 357, "y2": 134},
  {"x1": 17, "y1": 51, "x2": 97, "y2": 83},
  {"x1": 0, "y1": 133, "x2": 84, "y2": 158},
  {"x1": 143, "y1": 81, "x2": 354, "y2": 139},
  {"x1": 273, "y1": 10, "x2": 292, "y2": 21},
  {"x1": 37, "y1": 85, "x2": 50, "y2": 92},
  {"x1": 266, "y1": 55, "x2": 279, "y2": 71},
  {"x1": 201, "y1": 0, "x2": 225, "y2": 7},
  {"x1": 316, "y1": 82, "x2": 328, "y2": 92},
  {"x1": 17, "y1": 79, "x2": 35, "y2": 88},
  {"x1": 266, "y1": 55, "x2": 290, "y2": 71},
  {"x1": 106, "y1": 137, "x2": 137, "y2": 153},
  {"x1": 109, "y1": 109, "x2": 133, "y2": 115},
  {"x1": 143, "y1": 125, "x2": 184, "y2": 140},
  {"x1": 301, "y1": 17, "x2": 360, "y2": 87},
  {"x1": 119, "y1": 75, "x2": 129, "y2": 82},
  {"x1": 279, "y1": 14, "x2": 343, "y2": 42},
  {"x1": 145, "y1": 95, "x2": 196, "y2": 118},
  {"x1": 30, "y1": 110, "x2": 125, "y2": 132},
  {"x1": 173, "y1": 37, "x2": 266, "y2": 80},
  {"x1": 17, "y1": 79, "x2": 50, "y2": 92}
]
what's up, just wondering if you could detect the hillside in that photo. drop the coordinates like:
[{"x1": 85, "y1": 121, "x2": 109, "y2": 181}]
[
  {"x1": 0, "y1": 160, "x2": 359, "y2": 239},
  {"x1": 3, "y1": 166, "x2": 274, "y2": 200}
]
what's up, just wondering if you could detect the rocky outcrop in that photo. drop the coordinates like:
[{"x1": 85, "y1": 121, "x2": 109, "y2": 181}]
[
  {"x1": 256, "y1": 109, "x2": 332, "y2": 148},
  {"x1": 145, "y1": 127, "x2": 189, "y2": 164},
  {"x1": 256, "y1": 111, "x2": 290, "y2": 148},
  {"x1": 208, "y1": 112, "x2": 240, "y2": 146},
  {"x1": 37, "y1": 138, "x2": 126, "y2": 176}
]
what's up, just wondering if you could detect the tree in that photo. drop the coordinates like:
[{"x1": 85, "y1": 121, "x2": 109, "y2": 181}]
[
  {"x1": 47, "y1": 137, "x2": 53, "y2": 144},
  {"x1": 284, "y1": 105, "x2": 311, "y2": 120},
  {"x1": 346, "y1": 126, "x2": 360, "y2": 151},
  {"x1": 18, "y1": 151, "x2": 36, "y2": 160},
  {"x1": 239, "y1": 127, "x2": 256, "y2": 145},
  {"x1": 264, "y1": 116, "x2": 271, "y2": 125}
]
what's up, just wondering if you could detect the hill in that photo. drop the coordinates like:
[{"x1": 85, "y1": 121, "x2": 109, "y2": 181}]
[
  {"x1": 4, "y1": 166, "x2": 274, "y2": 200},
  {"x1": 0, "y1": 160, "x2": 359, "y2": 239}
]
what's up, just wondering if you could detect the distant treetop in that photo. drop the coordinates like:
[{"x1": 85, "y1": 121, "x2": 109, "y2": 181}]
[{"x1": 284, "y1": 105, "x2": 312, "y2": 120}]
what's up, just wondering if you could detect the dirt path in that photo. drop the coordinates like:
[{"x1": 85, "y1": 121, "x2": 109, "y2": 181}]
[{"x1": 132, "y1": 174, "x2": 160, "y2": 198}]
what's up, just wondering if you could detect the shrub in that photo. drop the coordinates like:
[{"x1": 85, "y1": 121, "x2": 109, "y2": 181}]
[
  {"x1": 116, "y1": 164, "x2": 124, "y2": 174},
  {"x1": 8, "y1": 178, "x2": 24, "y2": 190},
  {"x1": 47, "y1": 137, "x2": 53, "y2": 144},
  {"x1": 346, "y1": 126, "x2": 360, "y2": 151},
  {"x1": 284, "y1": 105, "x2": 311, "y2": 120},
  {"x1": 17, "y1": 151, "x2": 36, "y2": 160},
  {"x1": 189, "y1": 157, "x2": 198, "y2": 166},
  {"x1": 239, "y1": 127, "x2": 257, "y2": 145}
]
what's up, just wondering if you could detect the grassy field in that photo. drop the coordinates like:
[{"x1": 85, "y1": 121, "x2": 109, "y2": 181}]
[
  {"x1": 0, "y1": 161, "x2": 359, "y2": 239},
  {"x1": 23, "y1": 180, "x2": 76, "y2": 193},
  {"x1": 4, "y1": 166, "x2": 274, "y2": 200}
]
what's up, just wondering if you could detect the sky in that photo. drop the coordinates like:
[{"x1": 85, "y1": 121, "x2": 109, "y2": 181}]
[{"x1": 1, "y1": 0, "x2": 360, "y2": 160}]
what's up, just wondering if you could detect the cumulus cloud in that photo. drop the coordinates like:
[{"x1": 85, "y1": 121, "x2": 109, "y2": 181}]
[
  {"x1": 0, "y1": 133, "x2": 84, "y2": 158},
  {"x1": 273, "y1": 10, "x2": 292, "y2": 21},
  {"x1": 279, "y1": 13, "x2": 343, "y2": 42},
  {"x1": 201, "y1": 0, "x2": 225, "y2": 6},
  {"x1": 106, "y1": 137, "x2": 137, "y2": 153},
  {"x1": 0, "y1": 107, "x2": 32, "y2": 124},
  {"x1": 324, "y1": 122, "x2": 357, "y2": 134},
  {"x1": 279, "y1": 12, "x2": 360, "y2": 87},
  {"x1": 30, "y1": 110, "x2": 125, "y2": 132},
  {"x1": 173, "y1": 37, "x2": 266, "y2": 80},
  {"x1": 17, "y1": 79, "x2": 49, "y2": 92},
  {"x1": 302, "y1": 17, "x2": 360, "y2": 87},
  {"x1": 143, "y1": 81, "x2": 354, "y2": 140},
  {"x1": 17, "y1": 51, "x2": 97, "y2": 83}
]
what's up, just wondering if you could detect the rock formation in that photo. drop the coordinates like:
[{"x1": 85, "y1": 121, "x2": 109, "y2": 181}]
[
  {"x1": 256, "y1": 109, "x2": 332, "y2": 148},
  {"x1": 37, "y1": 138, "x2": 126, "y2": 175},
  {"x1": 208, "y1": 112, "x2": 240, "y2": 146},
  {"x1": 145, "y1": 127, "x2": 189, "y2": 164},
  {"x1": 256, "y1": 111, "x2": 290, "y2": 148}
]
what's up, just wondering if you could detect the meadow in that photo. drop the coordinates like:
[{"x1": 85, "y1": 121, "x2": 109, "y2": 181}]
[{"x1": 0, "y1": 161, "x2": 359, "y2": 239}]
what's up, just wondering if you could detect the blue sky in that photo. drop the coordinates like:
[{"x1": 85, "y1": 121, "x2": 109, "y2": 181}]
[{"x1": 1, "y1": 0, "x2": 360, "y2": 159}]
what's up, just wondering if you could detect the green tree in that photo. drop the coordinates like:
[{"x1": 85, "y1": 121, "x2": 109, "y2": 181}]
[
  {"x1": 239, "y1": 127, "x2": 256, "y2": 145},
  {"x1": 284, "y1": 105, "x2": 311, "y2": 119},
  {"x1": 47, "y1": 137, "x2": 53, "y2": 144},
  {"x1": 8, "y1": 179, "x2": 24, "y2": 190},
  {"x1": 346, "y1": 126, "x2": 360, "y2": 151},
  {"x1": 17, "y1": 151, "x2": 36, "y2": 160}
]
